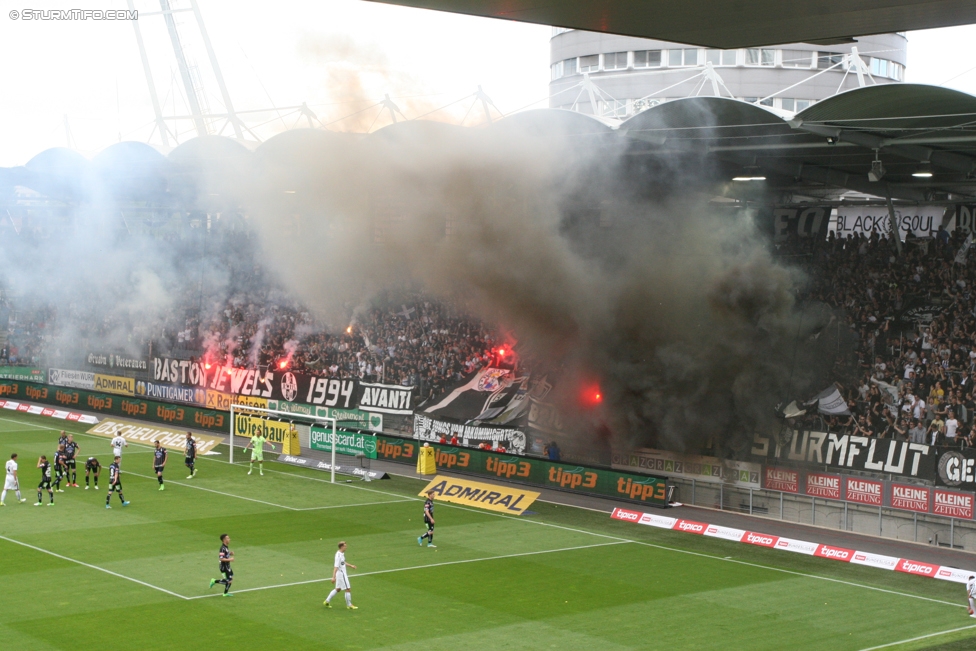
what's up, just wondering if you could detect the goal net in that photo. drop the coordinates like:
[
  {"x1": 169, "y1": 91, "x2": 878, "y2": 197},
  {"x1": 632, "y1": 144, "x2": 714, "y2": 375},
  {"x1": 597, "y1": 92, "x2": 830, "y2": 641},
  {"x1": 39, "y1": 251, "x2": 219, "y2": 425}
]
[{"x1": 228, "y1": 403, "x2": 339, "y2": 482}]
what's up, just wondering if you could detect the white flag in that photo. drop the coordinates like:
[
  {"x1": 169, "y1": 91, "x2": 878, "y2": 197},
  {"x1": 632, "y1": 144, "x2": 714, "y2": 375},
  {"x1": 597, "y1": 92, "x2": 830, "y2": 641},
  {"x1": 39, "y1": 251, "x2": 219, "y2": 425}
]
[
  {"x1": 955, "y1": 233, "x2": 973, "y2": 265},
  {"x1": 806, "y1": 384, "x2": 851, "y2": 416}
]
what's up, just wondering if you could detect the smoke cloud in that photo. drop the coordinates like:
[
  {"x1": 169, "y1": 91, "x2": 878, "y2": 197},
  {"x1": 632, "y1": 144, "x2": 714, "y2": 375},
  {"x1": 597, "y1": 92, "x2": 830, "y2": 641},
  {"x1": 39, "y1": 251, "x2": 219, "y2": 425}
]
[
  {"x1": 0, "y1": 109, "x2": 848, "y2": 457},
  {"x1": 245, "y1": 115, "x2": 847, "y2": 453}
]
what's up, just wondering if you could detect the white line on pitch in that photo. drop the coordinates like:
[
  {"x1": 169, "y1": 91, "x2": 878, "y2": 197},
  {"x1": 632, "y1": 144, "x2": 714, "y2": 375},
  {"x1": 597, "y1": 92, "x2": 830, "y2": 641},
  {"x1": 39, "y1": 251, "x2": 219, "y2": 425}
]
[
  {"x1": 2, "y1": 413, "x2": 967, "y2": 609},
  {"x1": 295, "y1": 499, "x2": 414, "y2": 511},
  {"x1": 858, "y1": 623, "x2": 976, "y2": 650},
  {"x1": 185, "y1": 540, "x2": 630, "y2": 599},
  {"x1": 626, "y1": 538, "x2": 965, "y2": 609},
  {"x1": 123, "y1": 471, "x2": 410, "y2": 513},
  {"x1": 0, "y1": 533, "x2": 188, "y2": 600}
]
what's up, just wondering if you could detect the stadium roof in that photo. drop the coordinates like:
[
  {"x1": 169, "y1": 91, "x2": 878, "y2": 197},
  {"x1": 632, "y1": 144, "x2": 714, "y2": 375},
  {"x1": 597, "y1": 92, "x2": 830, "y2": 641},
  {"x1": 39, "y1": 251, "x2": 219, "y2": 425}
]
[
  {"x1": 366, "y1": 0, "x2": 976, "y2": 48},
  {"x1": 619, "y1": 84, "x2": 976, "y2": 200},
  {"x1": 3, "y1": 84, "x2": 976, "y2": 206}
]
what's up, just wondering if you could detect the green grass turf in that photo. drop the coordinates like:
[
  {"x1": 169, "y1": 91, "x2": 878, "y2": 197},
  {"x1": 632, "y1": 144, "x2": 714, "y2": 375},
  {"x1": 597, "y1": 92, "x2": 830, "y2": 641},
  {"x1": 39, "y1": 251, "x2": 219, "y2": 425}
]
[{"x1": 1, "y1": 410, "x2": 976, "y2": 650}]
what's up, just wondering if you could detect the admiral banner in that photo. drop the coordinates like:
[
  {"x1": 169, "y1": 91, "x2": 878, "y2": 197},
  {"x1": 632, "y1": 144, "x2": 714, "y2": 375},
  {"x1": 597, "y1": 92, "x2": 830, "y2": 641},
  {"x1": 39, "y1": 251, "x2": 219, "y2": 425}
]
[
  {"x1": 150, "y1": 357, "x2": 413, "y2": 414},
  {"x1": 612, "y1": 447, "x2": 760, "y2": 489},
  {"x1": 419, "y1": 475, "x2": 540, "y2": 515},
  {"x1": 751, "y1": 432, "x2": 935, "y2": 480},
  {"x1": 414, "y1": 413, "x2": 526, "y2": 454},
  {"x1": 48, "y1": 368, "x2": 95, "y2": 390},
  {"x1": 93, "y1": 374, "x2": 134, "y2": 396},
  {"x1": 86, "y1": 353, "x2": 148, "y2": 372}
]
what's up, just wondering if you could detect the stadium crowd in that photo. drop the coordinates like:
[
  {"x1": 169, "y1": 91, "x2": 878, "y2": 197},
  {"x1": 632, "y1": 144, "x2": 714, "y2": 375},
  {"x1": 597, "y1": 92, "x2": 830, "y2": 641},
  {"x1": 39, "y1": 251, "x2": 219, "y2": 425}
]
[
  {"x1": 9, "y1": 218, "x2": 976, "y2": 450},
  {"x1": 0, "y1": 284, "x2": 501, "y2": 402},
  {"x1": 782, "y1": 224, "x2": 976, "y2": 447}
]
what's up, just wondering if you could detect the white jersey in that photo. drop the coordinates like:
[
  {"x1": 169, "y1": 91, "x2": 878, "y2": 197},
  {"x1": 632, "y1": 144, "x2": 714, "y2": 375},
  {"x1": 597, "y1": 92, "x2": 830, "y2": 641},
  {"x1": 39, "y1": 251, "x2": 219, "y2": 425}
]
[
  {"x1": 946, "y1": 419, "x2": 960, "y2": 440},
  {"x1": 4, "y1": 459, "x2": 18, "y2": 490},
  {"x1": 334, "y1": 550, "x2": 350, "y2": 589},
  {"x1": 968, "y1": 577, "x2": 976, "y2": 598},
  {"x1": 111, "y1": 436, "x2": 127, "y2": 455}
]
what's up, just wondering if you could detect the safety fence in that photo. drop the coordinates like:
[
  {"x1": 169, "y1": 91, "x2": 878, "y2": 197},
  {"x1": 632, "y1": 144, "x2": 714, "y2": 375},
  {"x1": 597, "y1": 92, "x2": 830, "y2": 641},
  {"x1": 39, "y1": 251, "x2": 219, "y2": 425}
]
[{"x1": 670, "y1": 477, "x2": 976, "y2": 551}]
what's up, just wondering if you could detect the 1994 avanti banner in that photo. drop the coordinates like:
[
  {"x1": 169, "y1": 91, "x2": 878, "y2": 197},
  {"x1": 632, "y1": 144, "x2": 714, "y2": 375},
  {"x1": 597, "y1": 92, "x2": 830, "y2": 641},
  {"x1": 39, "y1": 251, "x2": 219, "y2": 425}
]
[{"x1": 151, "y1": 357, "x2": 414, "y2": 414}]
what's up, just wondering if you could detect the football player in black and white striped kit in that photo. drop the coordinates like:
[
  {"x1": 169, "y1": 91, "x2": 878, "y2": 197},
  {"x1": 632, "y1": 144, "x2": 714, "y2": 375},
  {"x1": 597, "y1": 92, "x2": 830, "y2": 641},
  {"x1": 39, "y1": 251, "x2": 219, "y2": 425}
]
[
  {"x1": 105, "y1": 457, "x2": 129, "y2": 508},
  {"x1": 184, "y1": 432, "x2": 197, "y2": 479}
]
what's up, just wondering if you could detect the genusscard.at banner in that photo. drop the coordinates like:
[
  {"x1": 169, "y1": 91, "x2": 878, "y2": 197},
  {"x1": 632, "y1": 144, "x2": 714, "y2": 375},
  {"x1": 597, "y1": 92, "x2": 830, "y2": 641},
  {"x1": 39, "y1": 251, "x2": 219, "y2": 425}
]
[
  {"x1": 310, "y1": 426, "x2": 378, "y2": 459},
  {"x1": 151, "y1": 357, "x2": 413, "y2": 414},
  {"x1": 751, "y1": 432, "x2": 934, "y2": 480}
]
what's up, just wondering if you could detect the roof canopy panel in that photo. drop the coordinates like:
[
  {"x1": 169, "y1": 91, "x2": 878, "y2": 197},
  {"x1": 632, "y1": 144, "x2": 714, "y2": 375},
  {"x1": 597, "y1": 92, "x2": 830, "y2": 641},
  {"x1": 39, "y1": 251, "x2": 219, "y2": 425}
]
[
  {"x1": 365, "y1": 0, "x2": 976, "y2": 48},
  {"x1": 795, "y1": 84, "x2": 976, "y2": 134}
]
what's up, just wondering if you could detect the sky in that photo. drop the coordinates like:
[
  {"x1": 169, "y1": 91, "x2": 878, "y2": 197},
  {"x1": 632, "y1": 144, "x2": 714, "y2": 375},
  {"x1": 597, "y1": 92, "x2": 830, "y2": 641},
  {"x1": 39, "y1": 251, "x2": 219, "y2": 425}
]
[{"x1": 0, "y1": 0, "x2": 975, "y2": 167}]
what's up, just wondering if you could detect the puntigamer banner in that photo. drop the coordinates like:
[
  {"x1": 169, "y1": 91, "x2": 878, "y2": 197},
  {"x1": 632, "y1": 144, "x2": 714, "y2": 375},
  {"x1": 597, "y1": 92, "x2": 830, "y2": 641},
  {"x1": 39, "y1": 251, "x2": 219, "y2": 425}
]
[
  {"x1": 136, "y1": 380, "x2": 206, "y2": 406},
  {"x1": 0, "y1": 379, "x2": 227, "y2": 432},
  {"x1": 751, "y1": 432, "x2": 935, "y2": 481},
  {"x1": 151, "y1": 357, "x2": 413, "y2": 414},
  {"x1": 372, "y1": 435, "x2": 669, "y2": 508},
  {"x1": 0, "y1": 367, "x2": 46, "y2": 383},
  {"x1": 310, "y1": 426, "x2": 377, "y2": 458}
]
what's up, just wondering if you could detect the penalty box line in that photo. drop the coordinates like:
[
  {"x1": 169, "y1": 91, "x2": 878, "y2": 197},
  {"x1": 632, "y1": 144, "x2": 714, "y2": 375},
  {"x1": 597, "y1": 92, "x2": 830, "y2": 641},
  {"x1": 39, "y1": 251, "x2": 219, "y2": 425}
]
[
  {"x1": 4, "y1": 414, "x2": 965, "y2": 610},
  {"x1": 185, "y1": 540, "x2": 631, "y2": 600},
  {"x1": 123, "y1": 470, "x2": 413, "y2": 512},
  {"x1": 0, "y1": 533, "x2": 189, "y2": 600},
  {"x1": 201, "y1": 455, "x2": 972, "y2": 610},
  {"x1": 0, "y1": 416, "x2": 408, "y2": 512}
]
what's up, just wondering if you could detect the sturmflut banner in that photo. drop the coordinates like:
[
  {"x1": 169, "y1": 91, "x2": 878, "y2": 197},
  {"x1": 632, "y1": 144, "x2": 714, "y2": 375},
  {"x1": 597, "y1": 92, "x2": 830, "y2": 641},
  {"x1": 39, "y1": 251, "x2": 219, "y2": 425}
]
[{"x1": 751, "y1": 432, "x2": 935, "y2": 480}]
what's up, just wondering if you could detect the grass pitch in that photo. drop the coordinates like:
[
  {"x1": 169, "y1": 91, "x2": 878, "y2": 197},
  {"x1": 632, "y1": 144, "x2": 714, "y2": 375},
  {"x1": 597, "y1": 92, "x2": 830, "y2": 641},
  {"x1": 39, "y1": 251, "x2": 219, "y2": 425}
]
[{"x1": 0, "y1": 411, "x2": 975, "y2": 650}]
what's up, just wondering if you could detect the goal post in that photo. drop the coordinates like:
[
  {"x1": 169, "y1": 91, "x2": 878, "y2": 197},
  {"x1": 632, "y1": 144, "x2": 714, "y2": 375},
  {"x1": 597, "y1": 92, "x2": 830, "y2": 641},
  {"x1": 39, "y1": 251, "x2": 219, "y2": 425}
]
[{"x1": 229, "y1": 403, "x2": 338, "y2": 483}]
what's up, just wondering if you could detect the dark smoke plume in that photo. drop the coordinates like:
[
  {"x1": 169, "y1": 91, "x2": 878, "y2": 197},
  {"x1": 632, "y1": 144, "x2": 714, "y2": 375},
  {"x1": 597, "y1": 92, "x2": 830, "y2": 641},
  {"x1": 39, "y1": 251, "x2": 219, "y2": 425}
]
[{"x1": 245, "y1": 114, "x2": 848, "y2": 454}]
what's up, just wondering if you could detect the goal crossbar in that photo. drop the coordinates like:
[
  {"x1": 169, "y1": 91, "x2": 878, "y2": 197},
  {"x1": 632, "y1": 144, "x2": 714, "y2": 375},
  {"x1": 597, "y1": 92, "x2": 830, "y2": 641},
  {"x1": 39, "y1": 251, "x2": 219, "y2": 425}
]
[{"x1": 229, "y1": 404, "x2": 338, "y2": 483}]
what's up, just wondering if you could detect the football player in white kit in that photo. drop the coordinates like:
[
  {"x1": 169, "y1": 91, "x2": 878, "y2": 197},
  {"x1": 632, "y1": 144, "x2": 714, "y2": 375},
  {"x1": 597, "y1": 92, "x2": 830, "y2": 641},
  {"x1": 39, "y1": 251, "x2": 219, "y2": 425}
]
[
  {"x1": 324, "y1": 541, "x2": 358, "y2": 610},
  {"x1": 111, "y1": 433, "x2": 128, "y2": 463},
  {"x1": 967, "y1": 575, "x2": 976, "y2": 617},
  {"x1": 2, "y1": 453, "x2": 27, "y2": 505}
]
